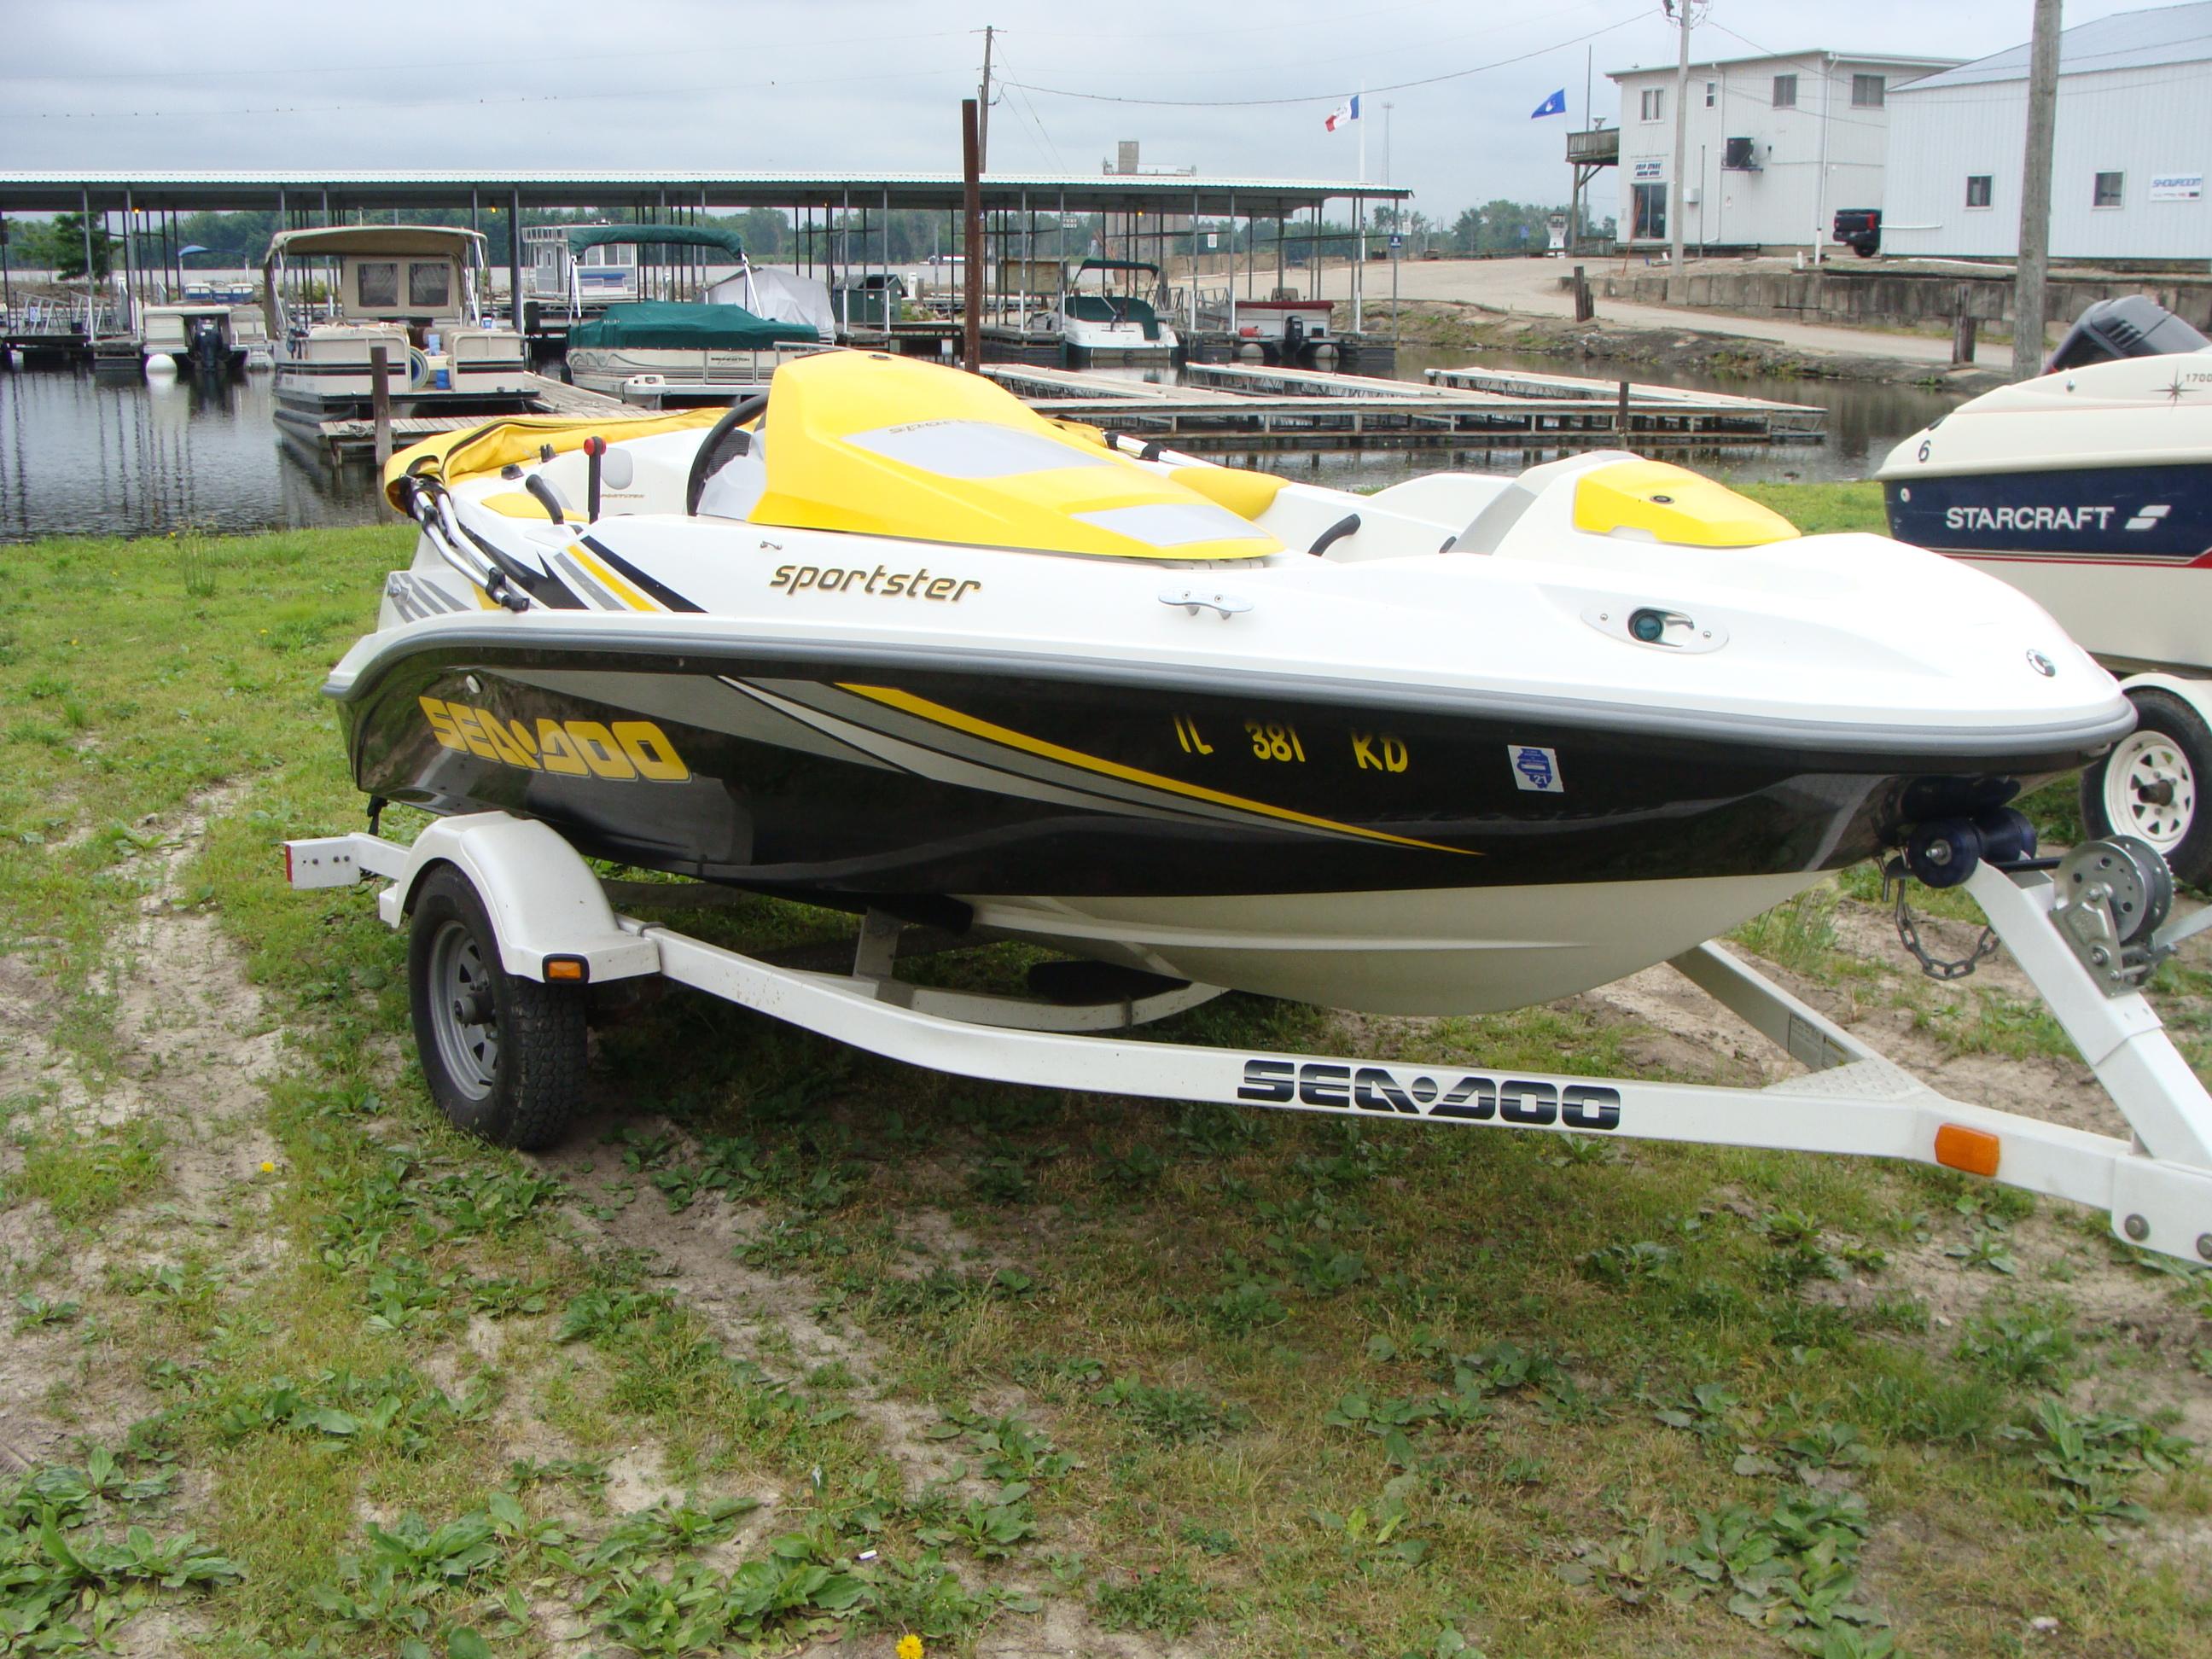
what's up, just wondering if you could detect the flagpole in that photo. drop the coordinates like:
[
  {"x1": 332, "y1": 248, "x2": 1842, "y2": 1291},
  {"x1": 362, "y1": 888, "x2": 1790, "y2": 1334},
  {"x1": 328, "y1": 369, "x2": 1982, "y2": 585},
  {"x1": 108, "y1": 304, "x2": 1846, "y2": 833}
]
[{"x1": 1355, "y1": 81, "x2": 1366, "y2": 336}]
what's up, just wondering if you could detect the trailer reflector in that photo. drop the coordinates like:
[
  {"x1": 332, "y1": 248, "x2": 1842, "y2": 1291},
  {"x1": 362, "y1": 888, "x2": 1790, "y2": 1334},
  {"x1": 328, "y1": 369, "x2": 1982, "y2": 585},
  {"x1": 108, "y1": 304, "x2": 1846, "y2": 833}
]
[
  {"x1": 1935, "y1": 1124, "x2": 2001, "y2": 1178},
  {"x1": 543, "y1": 955, "x2": 589, "y2": 982}
]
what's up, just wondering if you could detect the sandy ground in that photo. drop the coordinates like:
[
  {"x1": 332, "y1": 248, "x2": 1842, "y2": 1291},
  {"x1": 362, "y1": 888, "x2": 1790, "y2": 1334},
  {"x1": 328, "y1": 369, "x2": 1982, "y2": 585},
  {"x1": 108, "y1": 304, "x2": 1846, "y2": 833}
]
[{"x1": 1295, "y1": 253, "x2": 1969, "y2": 364}]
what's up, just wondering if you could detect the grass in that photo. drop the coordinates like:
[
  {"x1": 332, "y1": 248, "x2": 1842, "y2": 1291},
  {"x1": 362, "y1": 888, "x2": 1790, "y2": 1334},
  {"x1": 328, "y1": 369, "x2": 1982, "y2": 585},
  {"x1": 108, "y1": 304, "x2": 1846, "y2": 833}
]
[{"x1": 0, "y1": 503, "x2": 2207, "y2": 1656}]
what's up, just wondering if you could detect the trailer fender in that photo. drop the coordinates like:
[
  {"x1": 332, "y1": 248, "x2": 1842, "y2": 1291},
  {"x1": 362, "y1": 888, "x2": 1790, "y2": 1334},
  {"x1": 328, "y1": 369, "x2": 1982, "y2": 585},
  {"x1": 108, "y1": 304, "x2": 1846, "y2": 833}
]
[
  {"x1": 2120, "y1": 672, "x2": 2212, "y2": 727},
  {"x1": 380, "y1": 812, "x2": 661, "y2": 984}
]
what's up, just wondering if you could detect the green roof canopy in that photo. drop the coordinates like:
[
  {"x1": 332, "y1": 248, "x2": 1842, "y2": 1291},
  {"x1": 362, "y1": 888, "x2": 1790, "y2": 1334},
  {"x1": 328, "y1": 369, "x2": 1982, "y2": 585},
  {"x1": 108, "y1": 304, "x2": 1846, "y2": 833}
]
[
  {"x1": 565, "y1": 223, "x2": 746, "y2": 259},
  {"x1": 564, "y1": 300, "x2": 818, "y2": 351}
]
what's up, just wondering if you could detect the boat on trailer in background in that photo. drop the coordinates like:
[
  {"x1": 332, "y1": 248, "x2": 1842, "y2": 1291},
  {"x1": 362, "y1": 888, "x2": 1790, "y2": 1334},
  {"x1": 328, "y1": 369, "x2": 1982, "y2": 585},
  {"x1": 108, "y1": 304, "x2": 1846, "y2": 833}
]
[
  {"x1": 264, "y1": 225, "x2": 535, "y2": 439},
  {"x1": 1880, "y1": 294, "x2": 2212, "y2": 884}
]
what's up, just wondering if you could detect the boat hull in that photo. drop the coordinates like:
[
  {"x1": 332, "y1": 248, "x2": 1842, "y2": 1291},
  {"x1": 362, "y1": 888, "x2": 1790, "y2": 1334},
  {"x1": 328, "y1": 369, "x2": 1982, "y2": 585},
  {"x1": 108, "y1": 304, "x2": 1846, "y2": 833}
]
[
  {"x1": 337, "y1": 640, "x2": 2087, "y2": 1010},
  {"x1": 1883, "y1": 462, "x2": 2212, "y2": 672}
]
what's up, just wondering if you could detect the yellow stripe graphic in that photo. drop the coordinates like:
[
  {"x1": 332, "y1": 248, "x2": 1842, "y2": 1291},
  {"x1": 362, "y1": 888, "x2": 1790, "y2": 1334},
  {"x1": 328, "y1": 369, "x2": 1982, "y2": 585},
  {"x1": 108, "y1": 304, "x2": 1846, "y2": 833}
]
[
  {"x1": 838, "y1": 684, "x2": 1472, "y2": 857},
  {"x1": 571, "y1": 547, "x2": 661, "y2": 612}
]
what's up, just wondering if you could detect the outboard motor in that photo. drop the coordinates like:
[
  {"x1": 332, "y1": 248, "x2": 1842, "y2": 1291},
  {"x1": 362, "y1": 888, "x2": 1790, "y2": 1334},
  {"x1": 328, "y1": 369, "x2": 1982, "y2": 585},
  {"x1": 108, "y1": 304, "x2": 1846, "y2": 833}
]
[
  {"x1": 2046, "y1": 294, "x2": 2209, "y2": 373},
  {"x1": 188, "y1": 315, "x2": 228, "y2": 375},
  {"x1": 1281, "y1": 312, "x2": 1306, "y2": 363}
]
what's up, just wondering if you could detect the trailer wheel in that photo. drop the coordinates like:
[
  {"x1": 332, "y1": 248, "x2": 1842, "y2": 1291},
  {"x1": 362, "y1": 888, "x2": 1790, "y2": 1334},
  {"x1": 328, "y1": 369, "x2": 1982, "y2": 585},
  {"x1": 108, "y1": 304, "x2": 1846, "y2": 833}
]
[
  {"x1": 2081, "y1": 687, "x2": 2212, "y2": 888},
  {"x1": 407, "y1": 865, "x2": 585, "y2": 1149}
]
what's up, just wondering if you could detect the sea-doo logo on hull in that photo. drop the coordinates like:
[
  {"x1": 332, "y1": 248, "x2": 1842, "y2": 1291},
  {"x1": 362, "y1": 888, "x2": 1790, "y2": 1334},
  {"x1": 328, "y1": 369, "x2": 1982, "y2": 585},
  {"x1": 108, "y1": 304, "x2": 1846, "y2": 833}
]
[
  {"x1": 420, "y1": 697, "x2": 690, "y2": 783},
  {"x1": 1237, "y1": 1058, "x2": 1621, "y2": 1129},
  {"x1": 1944, "y1": 504, "x2": 2116, "y2": 533}
]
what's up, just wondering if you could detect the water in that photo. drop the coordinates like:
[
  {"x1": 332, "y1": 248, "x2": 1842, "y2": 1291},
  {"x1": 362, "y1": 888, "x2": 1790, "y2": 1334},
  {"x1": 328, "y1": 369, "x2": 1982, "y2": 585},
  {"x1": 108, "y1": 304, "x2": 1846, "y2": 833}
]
[
  {"x1": 0, "y1": 345, "x2": 1958, "y2": 543},
  {"x1": 0, "y1": 363, "x2": 386, "y2": 543}
]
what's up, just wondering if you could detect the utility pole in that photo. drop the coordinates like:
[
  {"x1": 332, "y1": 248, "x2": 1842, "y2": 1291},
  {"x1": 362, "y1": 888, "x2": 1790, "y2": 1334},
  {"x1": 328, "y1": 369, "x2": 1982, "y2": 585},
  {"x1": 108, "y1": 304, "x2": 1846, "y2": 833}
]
[
  {"x1": 962, "y1": 98, "x2": 984, "y2": 373},
  {"x1": 2013, "y1": 0, "x2": 2062, "y2": 380},
  {"x1": 1382, "y1": 102, "x2": 1394, "y2": 185},
  {"x1": 978, "y1": 26, "x2": 995, "y2": 172},
  {"x1": 1665, "y1": 0, "x2": 1696, "y2": 303}
]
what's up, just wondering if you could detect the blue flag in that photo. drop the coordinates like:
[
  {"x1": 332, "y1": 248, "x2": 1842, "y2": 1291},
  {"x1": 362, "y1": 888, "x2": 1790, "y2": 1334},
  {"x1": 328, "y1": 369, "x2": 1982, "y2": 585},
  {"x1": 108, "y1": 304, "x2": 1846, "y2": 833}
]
[{"x1": 1531, "y1": 88, "x2": 1568, "y2": 119}]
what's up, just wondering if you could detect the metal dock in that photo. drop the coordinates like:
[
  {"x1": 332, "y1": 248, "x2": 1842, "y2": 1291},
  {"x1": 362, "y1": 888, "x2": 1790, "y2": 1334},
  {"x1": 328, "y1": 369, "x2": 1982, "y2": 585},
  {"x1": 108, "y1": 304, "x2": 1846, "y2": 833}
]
[{"x1": 1004, "y1": 362, "x2": 1826, "y2": 452}]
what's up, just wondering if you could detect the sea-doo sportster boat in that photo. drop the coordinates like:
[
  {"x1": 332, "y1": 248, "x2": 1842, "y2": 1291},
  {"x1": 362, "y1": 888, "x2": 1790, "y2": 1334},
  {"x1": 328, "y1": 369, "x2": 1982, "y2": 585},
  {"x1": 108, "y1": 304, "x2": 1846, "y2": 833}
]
[
  {"x1": 1878, "y1": 294, "x2": 2212, "y2": 882},
  {"x1": 333, "y1": 351, "x2": 2131, "y2": 1016}
]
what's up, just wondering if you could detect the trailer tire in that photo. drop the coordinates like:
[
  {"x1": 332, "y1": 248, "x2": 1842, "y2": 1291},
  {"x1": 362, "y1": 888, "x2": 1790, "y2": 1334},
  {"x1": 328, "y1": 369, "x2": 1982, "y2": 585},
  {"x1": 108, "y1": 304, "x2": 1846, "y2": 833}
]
[
  {"x1": 407, "y1": 864, "x2": 585, "y2": 1150},
  {"x1": 2080, "y1": 687, "x2": 2212, "y2": 889}
]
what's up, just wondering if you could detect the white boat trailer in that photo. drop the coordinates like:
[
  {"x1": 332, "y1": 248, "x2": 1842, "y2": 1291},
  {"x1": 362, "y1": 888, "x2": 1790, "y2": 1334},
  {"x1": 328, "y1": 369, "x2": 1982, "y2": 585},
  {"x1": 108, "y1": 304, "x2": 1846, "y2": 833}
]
[{"x1": 284, "y1": 812, "x2": 2212, "y2": 1267}]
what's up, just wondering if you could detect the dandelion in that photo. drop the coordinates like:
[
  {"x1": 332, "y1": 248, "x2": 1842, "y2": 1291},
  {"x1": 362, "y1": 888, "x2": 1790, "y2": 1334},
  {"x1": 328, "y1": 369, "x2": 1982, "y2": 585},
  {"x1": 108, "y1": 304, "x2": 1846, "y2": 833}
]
[
  {"x1": 896, "y1": 1635, "x2": 923, "y2": 1659},
  {"x1": 259, "y1": 1161, "x2": 276, "y2": 1174}
]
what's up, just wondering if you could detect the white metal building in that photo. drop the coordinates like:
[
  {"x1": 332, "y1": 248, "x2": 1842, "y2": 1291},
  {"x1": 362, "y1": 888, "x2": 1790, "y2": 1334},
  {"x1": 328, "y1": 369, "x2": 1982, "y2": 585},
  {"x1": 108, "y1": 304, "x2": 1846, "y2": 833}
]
[
  {"x1": 1609, "y1": 49, "x2": 1958, "y2": 253},
  {"x1": 1883, "y1": 3, "x2": 2212, "y2": 261}
]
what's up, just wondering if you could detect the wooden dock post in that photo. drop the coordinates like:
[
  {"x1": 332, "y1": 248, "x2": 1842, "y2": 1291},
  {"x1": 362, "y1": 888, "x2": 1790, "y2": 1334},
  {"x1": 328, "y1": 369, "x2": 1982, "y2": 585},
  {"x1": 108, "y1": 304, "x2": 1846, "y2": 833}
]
[
  {"x1": 1573, "y1": 265, "x2": 1594, "y2": 323},
  {"x1": 370, "y1": 346, "x2": 393, "y2": 466},
  {"x1": 1615, "y1": 378, "x2": 1630, "y2": 434},
  {"x1": 1952, "y1": 287, "x2": 1977, "y2": 364}
]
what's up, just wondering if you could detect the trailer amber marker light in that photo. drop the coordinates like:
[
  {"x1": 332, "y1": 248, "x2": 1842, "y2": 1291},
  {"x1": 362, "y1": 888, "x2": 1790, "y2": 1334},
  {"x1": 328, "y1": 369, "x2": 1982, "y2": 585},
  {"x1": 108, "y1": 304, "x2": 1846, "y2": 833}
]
[
  {"x1": 1935, "y1": 1124, "x2": 2001, "y2": 1179},
  {"x1": 543, "y1": 956, "x2": 588, "y2": 983}
]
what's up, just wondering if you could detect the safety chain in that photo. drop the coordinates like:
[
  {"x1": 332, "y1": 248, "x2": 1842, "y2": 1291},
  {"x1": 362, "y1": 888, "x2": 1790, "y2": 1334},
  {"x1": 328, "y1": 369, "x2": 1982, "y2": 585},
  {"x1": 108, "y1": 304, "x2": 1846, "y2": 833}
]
[{"x1": 1883, "y1": 860, "x2": 2001, "y2": 981}]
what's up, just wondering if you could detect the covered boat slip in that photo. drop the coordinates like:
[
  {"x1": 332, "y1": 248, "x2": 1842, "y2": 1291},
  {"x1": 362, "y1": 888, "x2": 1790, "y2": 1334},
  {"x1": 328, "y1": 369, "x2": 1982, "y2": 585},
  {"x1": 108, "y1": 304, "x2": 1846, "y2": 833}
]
[{"x1": 0, "y1": 169, "x2": 1412, "y2": 362}]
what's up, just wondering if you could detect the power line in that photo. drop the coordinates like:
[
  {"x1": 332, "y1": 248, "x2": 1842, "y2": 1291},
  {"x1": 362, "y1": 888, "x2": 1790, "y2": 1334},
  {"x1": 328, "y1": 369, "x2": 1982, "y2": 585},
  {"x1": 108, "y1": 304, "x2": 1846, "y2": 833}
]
[{"x1": 1000, "y1": 9, "x2": 1647, "y2": 108}]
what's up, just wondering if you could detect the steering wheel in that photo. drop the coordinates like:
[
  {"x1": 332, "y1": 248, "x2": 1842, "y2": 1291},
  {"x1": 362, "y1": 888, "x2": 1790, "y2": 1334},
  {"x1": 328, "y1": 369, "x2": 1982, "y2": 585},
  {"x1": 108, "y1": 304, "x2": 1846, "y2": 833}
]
[{"x1": 684, "y1": 392, "x2": 771, "y2": 516}]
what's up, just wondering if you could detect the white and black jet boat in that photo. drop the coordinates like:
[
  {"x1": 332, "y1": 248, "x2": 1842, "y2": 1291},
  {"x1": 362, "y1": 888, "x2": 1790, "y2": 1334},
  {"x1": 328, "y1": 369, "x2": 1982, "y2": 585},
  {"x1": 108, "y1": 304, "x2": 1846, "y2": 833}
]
[{"x1": 329, "y1": 351, "x2": 2131, "y2": 1015}]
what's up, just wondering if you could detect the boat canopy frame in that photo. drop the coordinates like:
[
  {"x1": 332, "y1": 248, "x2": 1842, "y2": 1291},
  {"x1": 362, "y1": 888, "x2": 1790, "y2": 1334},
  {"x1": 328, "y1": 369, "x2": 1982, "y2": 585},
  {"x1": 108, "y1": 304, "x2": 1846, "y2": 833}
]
[
  {"x1": 263, "y1": 224, "x2": 497, "y2": 338},
  {"x1": 563, "y1": 223, "x2": 746, "y2": 259},
  {"x1": 287, "y1": 810, "x2": 2212, "y2": 1268}
]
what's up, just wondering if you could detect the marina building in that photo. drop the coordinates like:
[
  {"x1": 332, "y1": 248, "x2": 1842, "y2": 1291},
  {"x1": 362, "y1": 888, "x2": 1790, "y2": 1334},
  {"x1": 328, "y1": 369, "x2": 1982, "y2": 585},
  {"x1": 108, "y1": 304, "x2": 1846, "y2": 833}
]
[
  {"x1": 1607, "y1": 49, "x2": 1957, "y2": 255},
  {"x1": 1881, "y1": 2, "x2": 2212, "y2": 262}
]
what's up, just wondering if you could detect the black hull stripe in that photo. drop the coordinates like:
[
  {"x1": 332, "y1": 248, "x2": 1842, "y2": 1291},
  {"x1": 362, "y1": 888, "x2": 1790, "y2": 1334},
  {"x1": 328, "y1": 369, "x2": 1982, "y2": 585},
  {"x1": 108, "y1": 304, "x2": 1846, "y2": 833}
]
[{"x1": 580, "y1": 535, "x2": 705, "y2": 613}]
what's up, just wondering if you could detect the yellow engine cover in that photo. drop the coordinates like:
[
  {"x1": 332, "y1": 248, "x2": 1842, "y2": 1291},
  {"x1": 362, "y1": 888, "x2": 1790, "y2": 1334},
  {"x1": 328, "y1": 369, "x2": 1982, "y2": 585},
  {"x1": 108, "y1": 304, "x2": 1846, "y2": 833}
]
[
  {"x1": 748, "y1": 352, "x2": 1282, "y2": 562},
  {"x1": 1571, "y1": 459, "x2": 1801, "y2": 548}
]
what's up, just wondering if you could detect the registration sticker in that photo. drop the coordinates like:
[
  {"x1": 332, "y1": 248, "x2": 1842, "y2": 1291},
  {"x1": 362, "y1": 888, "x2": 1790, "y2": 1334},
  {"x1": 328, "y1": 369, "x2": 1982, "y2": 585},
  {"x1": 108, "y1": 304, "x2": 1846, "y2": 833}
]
[{"x1": 1509, "y1": 745, "x2": 1563, "y2": 794}]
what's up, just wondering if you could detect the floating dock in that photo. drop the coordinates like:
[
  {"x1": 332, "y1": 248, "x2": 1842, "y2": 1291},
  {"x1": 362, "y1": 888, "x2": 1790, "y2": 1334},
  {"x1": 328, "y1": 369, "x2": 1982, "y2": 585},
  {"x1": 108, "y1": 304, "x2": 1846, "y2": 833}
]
[
  {"x1": 312, "y1": 361, "x2": 1825, "y2": 463},
  {"x1": 992, "y1": 361, "x2": 1825, "y2": 452},
  {"x1": 307, "y1": 374, "x2": 641, "y2": 461}
]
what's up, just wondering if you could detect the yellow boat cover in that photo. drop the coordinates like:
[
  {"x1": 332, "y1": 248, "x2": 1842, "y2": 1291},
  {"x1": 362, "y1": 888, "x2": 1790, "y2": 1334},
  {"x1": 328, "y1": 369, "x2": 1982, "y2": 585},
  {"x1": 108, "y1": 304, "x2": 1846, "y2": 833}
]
[
  {"x1": 381, "y1": 407, "x2": 725, "y2": 513},
  {"x1": 1571, "y1": 458, "x2": 1801, "y2": 548},
  {"x1": 747, "y1": 352, "x2": 1283, "y2": 562}
]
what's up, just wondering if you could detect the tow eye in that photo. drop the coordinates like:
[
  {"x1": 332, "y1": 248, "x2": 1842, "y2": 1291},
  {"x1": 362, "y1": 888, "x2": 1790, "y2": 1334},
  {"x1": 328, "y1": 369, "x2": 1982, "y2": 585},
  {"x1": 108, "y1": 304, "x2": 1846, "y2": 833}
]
[{"x1": 1886, "y1": 809, "x2": 2039, "y2": 980}]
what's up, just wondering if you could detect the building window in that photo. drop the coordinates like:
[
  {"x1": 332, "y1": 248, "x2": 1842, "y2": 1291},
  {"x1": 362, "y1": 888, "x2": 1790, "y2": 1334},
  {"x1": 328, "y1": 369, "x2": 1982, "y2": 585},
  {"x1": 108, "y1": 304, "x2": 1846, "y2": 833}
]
[
  {"x1": 1641, "y1": 88, "x2": 1665, "y2": 122},
  {"x1": 1773, "y1": 73, "x2": 1797, "y2": 108},
  {"x1": 1852, "y1": 73, "x2": 1885, "y2": 108},
  {"x1": 2094, "y1": 171, "x2": 2125, "y2": 207},
  {"x1": 1705, "y1": 80, "x2": 1717, "y2": 108},
  {"x1": 1965, "y1": 174, "x2": 1993, "y2": 208},
  {"x1": 1632, "y1": 182, "x2": 1668, "y2": 241}
]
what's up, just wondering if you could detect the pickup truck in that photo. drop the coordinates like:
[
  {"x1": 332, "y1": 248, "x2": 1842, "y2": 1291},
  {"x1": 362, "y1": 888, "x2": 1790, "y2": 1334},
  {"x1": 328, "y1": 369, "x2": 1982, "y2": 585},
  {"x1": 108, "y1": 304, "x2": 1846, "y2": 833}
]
[{"x1": 1832, "y1": 208, "x2": 1881, "y2": 258}]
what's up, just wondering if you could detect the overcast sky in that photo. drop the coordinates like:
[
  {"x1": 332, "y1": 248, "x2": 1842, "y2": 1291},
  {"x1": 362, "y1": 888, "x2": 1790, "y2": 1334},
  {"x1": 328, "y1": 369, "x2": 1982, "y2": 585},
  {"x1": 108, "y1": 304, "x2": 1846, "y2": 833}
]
[{"x1": 1, "y1": 0, "x2": 2157, "y2": 224}]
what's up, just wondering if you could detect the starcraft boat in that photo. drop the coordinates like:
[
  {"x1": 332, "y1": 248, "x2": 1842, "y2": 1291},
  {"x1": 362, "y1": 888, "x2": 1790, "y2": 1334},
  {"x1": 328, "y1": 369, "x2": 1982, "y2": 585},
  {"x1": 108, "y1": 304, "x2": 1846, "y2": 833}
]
[
  {"x1": 1878, "y1": 295, "x2": 2212, "y2": 676},
  {"x1": 1878, "y1": 294, "x2": 2212, "y2": 882},
  {"x1": 264, "y1": 226, "x2": 535, "y2": 435},
  {"x1": 332, "y1": 351, "x2": 2130, "y2": 1016}
]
